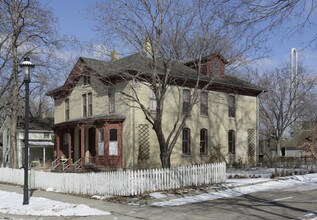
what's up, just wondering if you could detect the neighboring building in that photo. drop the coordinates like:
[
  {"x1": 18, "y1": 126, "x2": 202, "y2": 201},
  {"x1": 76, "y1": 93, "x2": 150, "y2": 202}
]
[
  {"x1": 282, "y1": 122, "x2": 314, "y2": 158},
  {"x1": 259, "y1": 122, "x2": 315, "y2": 161},
  {"x1": 0, "y1": 117, "x2": 10, "y2": 167},
  {"x1": 47, "y1": 52, "x2": 264, "y2": 170},
  {"x1": 0, "y1": 117, "x2": 54, "y2": 168}
]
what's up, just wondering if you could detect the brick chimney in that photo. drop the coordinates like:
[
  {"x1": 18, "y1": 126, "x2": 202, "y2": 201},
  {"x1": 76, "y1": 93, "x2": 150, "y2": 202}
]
[{"x1": 142, "y1": 38, "x2": 152, "y2": 57}]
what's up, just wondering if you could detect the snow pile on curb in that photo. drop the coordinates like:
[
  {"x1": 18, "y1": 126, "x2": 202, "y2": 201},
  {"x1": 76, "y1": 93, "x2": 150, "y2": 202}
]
[
  {"x1": 0, "y1": 190, "x2": 111, "y2": 217},
  {"x1": 152, "y1": 173, "x2": 317, "y2": 207}
]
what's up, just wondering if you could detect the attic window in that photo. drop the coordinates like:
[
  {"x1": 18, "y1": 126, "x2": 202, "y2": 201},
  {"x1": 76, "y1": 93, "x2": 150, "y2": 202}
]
[{"x1": 83, "y1": 75, "x2": 90, "y2": 85}]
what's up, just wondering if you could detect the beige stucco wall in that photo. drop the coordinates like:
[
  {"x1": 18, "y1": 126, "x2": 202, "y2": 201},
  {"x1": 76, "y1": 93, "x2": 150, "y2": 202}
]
[
  {"x1": 54, "y1": 75, "x2": 258, "y2": 168},
  {"x1": 120, "y1": 82, "x2": 258, "y2": 168},
  {"x1": 54, "y1": 75, "x2": 110, "y2": 123}
]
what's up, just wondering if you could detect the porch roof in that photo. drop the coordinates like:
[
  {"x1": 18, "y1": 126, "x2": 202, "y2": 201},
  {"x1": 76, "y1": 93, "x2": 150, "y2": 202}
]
[{"x1": 53, "y1": 114, "x2": 126, "y2": 128}]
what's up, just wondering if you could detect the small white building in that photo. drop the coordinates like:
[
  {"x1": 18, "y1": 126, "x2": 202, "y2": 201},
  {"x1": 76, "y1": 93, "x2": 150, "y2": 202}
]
[{"x1": 0, "y1": 117, "x2": 54, "y2": 168}]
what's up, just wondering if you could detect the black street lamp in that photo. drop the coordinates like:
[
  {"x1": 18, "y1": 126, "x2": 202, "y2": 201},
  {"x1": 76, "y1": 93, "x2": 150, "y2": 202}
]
[{"x1": 20, "y1": 57, "x2": 34, "y2": 205}]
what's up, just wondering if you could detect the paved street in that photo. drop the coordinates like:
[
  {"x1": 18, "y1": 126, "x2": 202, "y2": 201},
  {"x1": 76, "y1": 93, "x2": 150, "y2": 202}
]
[
  {"x1": 0, "y1": 183, "x2": 316, "y2": 220},
  {"x1": 149, "y1": 188, "x2": 317, "y2": 220}
]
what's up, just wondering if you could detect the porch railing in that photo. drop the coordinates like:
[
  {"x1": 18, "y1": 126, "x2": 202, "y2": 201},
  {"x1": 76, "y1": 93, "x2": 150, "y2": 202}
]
[
  {"x1": 51, "y1": 157, "x2": 60, "y2": 170},
  {"x1": 62, "y1": 158, "x2": 71, "y2": 171},
  {"x1": 73, "y1": 158, "x2": 82, "y2": 172},
  {"x1": 89, "y1": 156, "x2": 96, "y2": 164}
]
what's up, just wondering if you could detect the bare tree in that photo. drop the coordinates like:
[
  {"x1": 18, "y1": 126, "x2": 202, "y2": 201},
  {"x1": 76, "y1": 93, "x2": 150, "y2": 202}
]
[
  {"x1": 257, "y1": 63, "x2": 316, "y2": 156},
  {"x1": 91, "y1": 0, "x2": 265, "y2": 168},
  {"x1": 222, "y1": 0, "x2": 317, "y2": 49},
  {"x1": 0, "y1": 0, "x2": 60, "y2": 168}
]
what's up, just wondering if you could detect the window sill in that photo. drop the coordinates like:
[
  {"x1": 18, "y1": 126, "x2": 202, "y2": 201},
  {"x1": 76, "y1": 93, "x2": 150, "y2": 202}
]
[
  {"x1": 149, "y1": 110, "x2": 157, "y2": 114},
  {"x1": 200, "y1": 154, "x2": 208, "y2": 157},
  {"x1": 182, "y1": 154, "x2": 191, "y2": 157},
  {"x1": 182, "y1": 113, "x2": 191, "y2": 117},
  {"x1": 228, "y1": 117, "x2": 235, "y2": 119},
  {"x1": 200, "y1": 114, "x2": 208, "y2": 118}
]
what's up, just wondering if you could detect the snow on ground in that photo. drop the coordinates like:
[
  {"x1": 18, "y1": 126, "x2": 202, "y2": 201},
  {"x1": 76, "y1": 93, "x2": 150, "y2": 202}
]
[
  {"x1": 152, "y1": 173, "x2": 317, "y2": 207},
  {"x1": 0, "y1": 190, "x2": 110, "y2": 217},
  {"x1": 1, "y1": 173, "x2": 317, "y2": 217},
  {"x1": 149, "y1": 192, "x2": 168, "y2": 199}
]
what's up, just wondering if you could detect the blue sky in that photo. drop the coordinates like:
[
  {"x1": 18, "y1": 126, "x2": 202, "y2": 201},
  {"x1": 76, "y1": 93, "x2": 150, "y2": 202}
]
[
  {"x1": 43, "y1": 0, "x2": 96, "y2": 41},
  {"x1": 43, "y1": 0, "x2": 317, "y2": 73}
]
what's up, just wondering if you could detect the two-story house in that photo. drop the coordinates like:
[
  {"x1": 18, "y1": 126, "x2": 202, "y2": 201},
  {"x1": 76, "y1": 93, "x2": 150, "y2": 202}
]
[{"x1": 47, "y1": 52, "x2": 264, "y2": 170}]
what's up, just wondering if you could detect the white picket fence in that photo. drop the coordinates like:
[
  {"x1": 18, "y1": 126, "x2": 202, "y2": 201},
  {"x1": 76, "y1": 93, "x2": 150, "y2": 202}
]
[{"x1": 0, "y1": 162, "x2": 226, "y2": 196}]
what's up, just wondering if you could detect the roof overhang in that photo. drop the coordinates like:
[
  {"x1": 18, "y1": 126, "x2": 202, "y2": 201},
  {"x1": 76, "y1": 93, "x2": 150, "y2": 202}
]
[{"x1": 54, "y1": 114, "x2": 126, "y2": 129}]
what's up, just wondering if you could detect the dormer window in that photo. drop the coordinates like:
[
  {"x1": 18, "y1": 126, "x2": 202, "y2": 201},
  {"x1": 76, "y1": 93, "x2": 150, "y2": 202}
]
[
  {"x1": 213, "y1": 61, "x2": 219, "y2": 76},
  {"x1": 83, "y1": 75, "x2": 90, "y2": 85}
]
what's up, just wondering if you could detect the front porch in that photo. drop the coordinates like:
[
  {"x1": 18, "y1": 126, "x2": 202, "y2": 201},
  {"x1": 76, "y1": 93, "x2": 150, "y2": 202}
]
[{"x1": 52, "y1": 116, "x2": 125, "y2": 172}]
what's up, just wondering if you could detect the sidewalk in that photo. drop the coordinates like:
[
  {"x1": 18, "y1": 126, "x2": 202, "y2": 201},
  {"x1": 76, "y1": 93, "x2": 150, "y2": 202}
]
[
  {"x1": 0, "y1": 178, "x2": 275, "y2": 219},
  {"x1": 0, "y1": 183, "x2": 146, "y2": 220}
]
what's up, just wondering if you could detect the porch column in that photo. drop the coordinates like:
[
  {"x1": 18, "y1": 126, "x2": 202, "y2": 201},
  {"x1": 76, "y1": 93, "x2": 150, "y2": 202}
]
[
  {"x1": 43, "y1": 147, "x2": 46, "y2": 165},
  {"x1": 55, "y1": 131, "x2": 60, "y2": 158},
  {"x1": 68, "y1": 129, "x2": 72, "y2": 164},
  {"x1": 95, "y1": 127, "x2": 99, "y2": 158},
  {"x1": 80, "y1": 125, "x2": 85, "y2": 164},
  {"x1": 118, "y1": 122, "x2": 123, "y2": 168}
]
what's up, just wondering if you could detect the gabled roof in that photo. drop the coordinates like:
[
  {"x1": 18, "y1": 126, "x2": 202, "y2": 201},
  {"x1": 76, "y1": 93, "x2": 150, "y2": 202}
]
[{"x1": 47, "y1": 53, "x2": 265, "y2": 98}]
